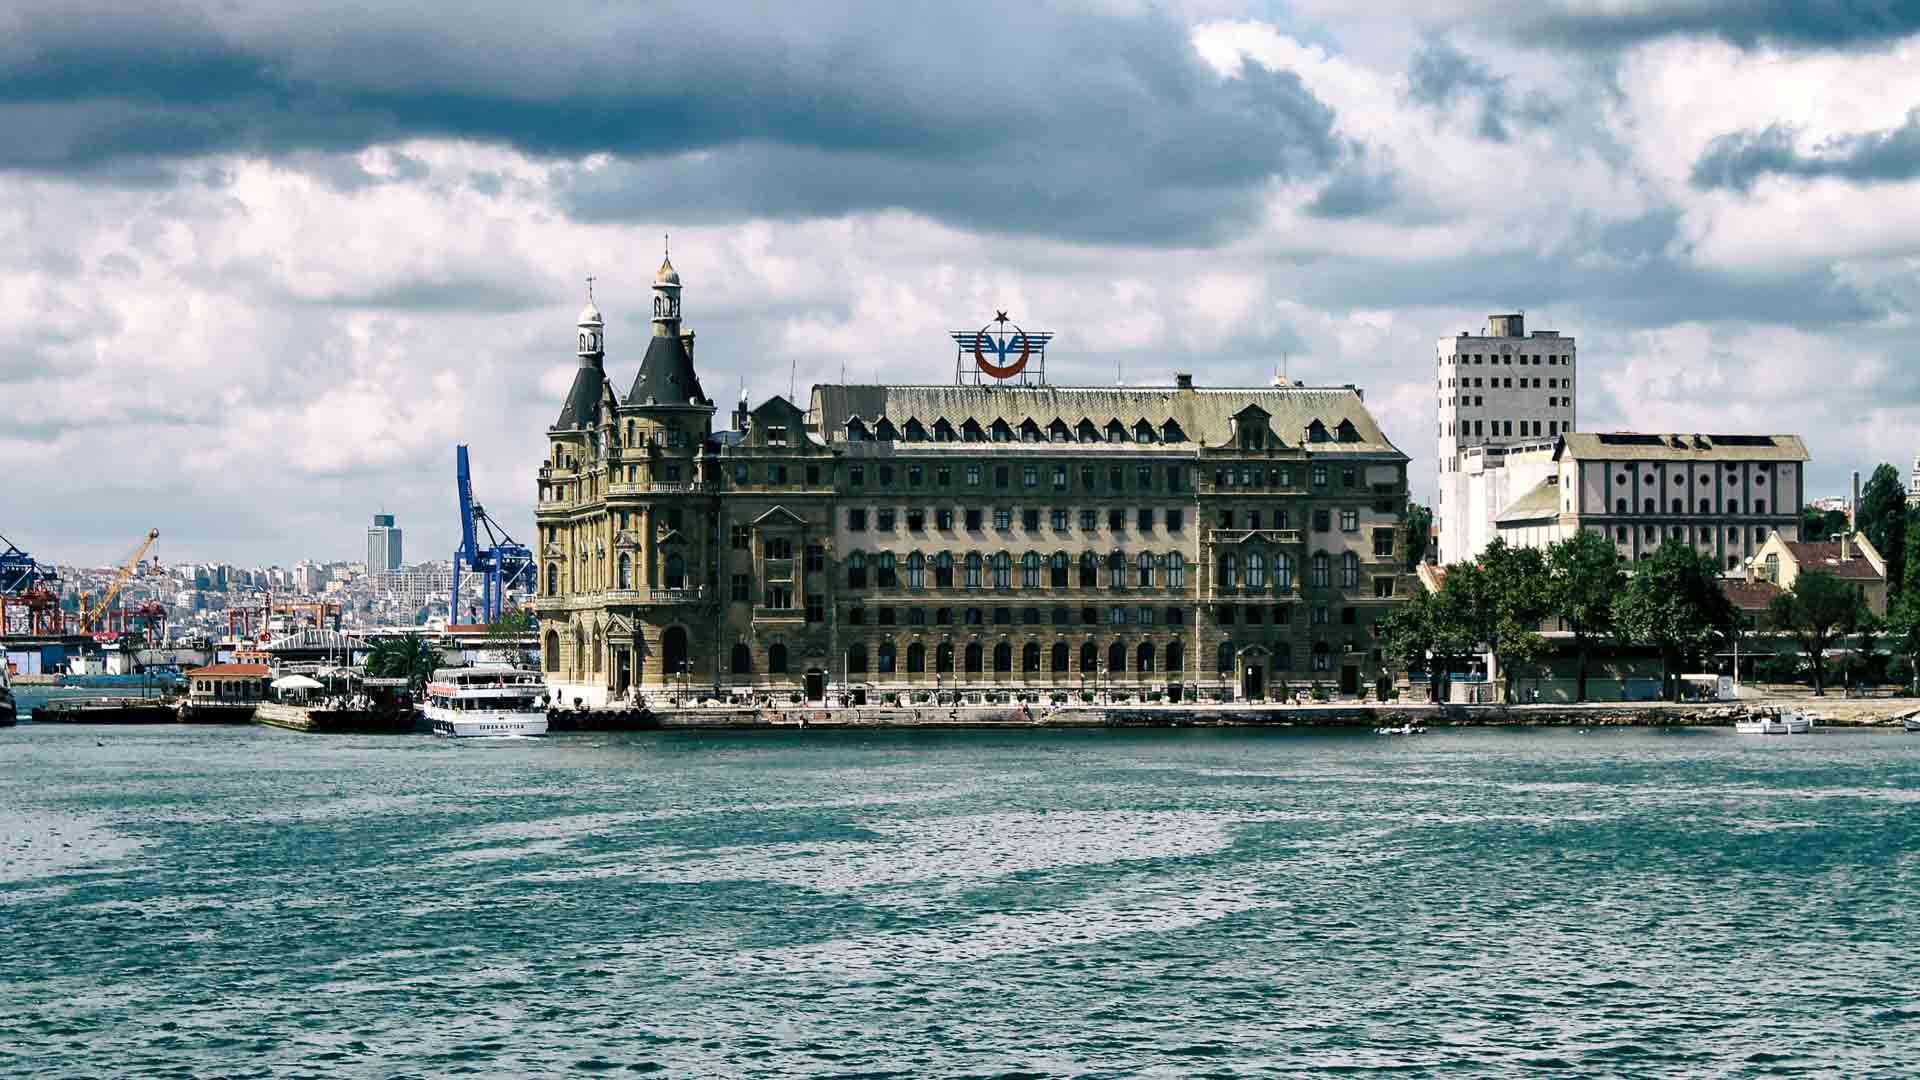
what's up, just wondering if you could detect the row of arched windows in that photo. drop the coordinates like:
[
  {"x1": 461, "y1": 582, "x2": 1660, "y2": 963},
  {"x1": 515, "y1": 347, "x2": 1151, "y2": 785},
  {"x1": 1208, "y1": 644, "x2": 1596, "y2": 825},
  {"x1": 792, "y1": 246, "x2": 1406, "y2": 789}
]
[
  {"x1": 845, "y1": 639, "x2": 1188, "y2": 676},
  {"x1": 846, "y1": 416, "x2": 1188, "y2": 445},
  {"x1": 847, "y1": 550, "x2": 1188, "y2": 590},
  {"x1": 1215, "y1": 551, "x2": 1359, "y2": 590}
]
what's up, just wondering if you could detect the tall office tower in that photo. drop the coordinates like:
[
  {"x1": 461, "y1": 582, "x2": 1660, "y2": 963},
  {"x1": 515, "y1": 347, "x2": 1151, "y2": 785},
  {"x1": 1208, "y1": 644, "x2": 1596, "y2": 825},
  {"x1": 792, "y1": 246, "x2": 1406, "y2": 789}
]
[
  {"x1": 1435, "y1": 313, "x2": 1577, "y2": 564},
  {"x1": 367, "y1": 514, "x2": 404, "y2": 572}
]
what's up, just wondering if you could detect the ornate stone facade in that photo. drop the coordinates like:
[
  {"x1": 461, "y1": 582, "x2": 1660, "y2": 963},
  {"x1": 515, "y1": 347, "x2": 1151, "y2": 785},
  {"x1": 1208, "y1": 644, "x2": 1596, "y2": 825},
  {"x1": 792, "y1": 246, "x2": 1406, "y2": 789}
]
[{"x1": 536, "y1": 255, "x2": 1412, "y2": 705}]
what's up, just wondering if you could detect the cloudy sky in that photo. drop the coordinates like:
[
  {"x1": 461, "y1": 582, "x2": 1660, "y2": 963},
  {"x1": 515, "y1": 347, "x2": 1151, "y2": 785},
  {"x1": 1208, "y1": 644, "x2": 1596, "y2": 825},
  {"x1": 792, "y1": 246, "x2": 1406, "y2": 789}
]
[{"x1": 6, "y1": 1, "x2": 1920, "y2": 566}]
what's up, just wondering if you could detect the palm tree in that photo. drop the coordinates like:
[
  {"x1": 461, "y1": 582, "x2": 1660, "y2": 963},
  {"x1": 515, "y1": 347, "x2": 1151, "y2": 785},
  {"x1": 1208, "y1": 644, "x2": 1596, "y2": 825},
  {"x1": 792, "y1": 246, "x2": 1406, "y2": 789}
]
[{"x1": 365, "y1": 633, "x2": 443, "y2": 690}]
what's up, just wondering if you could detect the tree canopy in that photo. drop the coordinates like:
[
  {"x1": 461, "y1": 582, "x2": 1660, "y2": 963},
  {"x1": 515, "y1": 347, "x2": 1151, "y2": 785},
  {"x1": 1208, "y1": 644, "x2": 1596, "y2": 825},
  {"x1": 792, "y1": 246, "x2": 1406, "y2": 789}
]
[
  {"x1": 365, "y1": 633, "x2": 443, "y2": 690},
  {"x1": 1769, "y1": 570, "x2": 1868, "y2": 696},
  {"x1": 1549, "y1": 530, "x2": 1622, "y2": 701},
  {"x1": 1858, "y1": 463, "x2": 1907, "y2": 596},
  {"x1": 1611, "y1": 541, "x2": 1732, "y2": 700}
]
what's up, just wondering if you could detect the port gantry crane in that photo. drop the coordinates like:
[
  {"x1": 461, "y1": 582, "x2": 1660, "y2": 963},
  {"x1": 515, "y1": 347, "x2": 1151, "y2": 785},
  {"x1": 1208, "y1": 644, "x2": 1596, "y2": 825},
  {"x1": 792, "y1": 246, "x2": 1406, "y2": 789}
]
[
  {"x1": 451, "y1": 445, "x2": 534, "y2": 626},
  {"x1": 77, "y1": 529, "x2": 160, "y2": 635},
  {"x1": 0, "y1": 531, "x2": 64, "y2": 637}
]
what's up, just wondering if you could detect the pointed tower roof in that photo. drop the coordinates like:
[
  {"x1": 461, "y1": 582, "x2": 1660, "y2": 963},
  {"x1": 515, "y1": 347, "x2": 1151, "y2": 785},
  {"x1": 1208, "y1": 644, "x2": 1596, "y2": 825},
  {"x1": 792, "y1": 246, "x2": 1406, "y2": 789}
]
[{"x1": 627, "y1": 335, "x2": 705, "y2": 406}]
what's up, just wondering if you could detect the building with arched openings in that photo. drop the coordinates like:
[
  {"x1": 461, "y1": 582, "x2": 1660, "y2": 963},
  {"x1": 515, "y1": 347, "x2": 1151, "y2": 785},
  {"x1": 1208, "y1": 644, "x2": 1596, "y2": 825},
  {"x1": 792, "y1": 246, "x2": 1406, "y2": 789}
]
[{"x1": 535, "y1": 248, "x2": 1412, "y2": 706}]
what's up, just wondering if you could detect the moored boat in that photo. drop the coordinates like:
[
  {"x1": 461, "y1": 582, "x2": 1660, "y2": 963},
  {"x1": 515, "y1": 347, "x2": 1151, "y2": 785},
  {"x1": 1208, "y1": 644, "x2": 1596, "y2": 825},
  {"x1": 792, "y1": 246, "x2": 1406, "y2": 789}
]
[
  {"x1": 424, "y1": 666, "x2": 548, "y2": 737},
  {"x1": 1904, "y1": 715, "x2": 1920, "y2": 734},
  {"x1": 1734, "y1": 715, "x2": 1789, "y2": 735}
]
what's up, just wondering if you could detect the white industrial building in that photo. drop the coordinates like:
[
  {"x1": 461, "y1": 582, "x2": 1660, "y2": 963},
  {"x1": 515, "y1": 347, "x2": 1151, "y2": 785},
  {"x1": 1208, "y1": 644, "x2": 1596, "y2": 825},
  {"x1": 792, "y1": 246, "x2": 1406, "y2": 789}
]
[{"x1": 1434, "y1": 314, "x2": 1577, "y2": 564}]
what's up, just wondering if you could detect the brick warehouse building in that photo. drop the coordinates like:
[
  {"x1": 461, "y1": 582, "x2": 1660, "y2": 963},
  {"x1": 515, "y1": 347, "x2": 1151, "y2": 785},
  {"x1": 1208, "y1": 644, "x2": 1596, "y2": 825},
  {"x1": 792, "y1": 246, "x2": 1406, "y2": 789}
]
[{"x1": 535, "y1": 253, "x2": 1412, "y2": 705}]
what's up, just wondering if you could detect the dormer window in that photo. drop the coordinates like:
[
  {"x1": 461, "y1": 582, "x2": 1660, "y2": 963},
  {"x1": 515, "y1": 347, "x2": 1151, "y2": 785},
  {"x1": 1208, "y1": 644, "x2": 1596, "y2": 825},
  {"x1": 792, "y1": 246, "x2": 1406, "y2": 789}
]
[
  {"x1": 1133, "y1": 420, "x2": 1155, "y2": 442},
  {"x1": 991, "y1": 419, "x2": 1014, "y2": 442},
  {"x1": 1161, "y1": 420, "x2": 1185, "y2": 443},
  {"x1": 766, "y1": 426, "x2": 788, "y2": 447},
  {"x1": 1336, "y1": 419, "x2": 1360, "y2": 443},
  {"x1": 1105, "y1": 419, "x2": 1127, "y2": 443},
  {"x1": 845, "y1": 418, "x2": 869, "y2": 442},
  {"x1": 934, "y1": 419, "x2": 955, "y2": 442},
  {"x1": 1019, "y1": 419, "x2": 1041, "y2": 442},
  {"x1": 1049, "y1": 419, "x2": 1070, "y2": 443},
  {"x1": 874, "y1": 418, "x2": 897, "y2": 441},
  {"x1": 1077, "y1": 419, "x2": 1099, "y2": 443},
  {"x1": 1307, "y1": 420, "x2": 1329, "y2": 443},
  {"x1": 962, "y1": 419, "x2": 984, "y2": 442},
  {"x1": 904, "y1": 419, "x2": 926, "y2": 442}
]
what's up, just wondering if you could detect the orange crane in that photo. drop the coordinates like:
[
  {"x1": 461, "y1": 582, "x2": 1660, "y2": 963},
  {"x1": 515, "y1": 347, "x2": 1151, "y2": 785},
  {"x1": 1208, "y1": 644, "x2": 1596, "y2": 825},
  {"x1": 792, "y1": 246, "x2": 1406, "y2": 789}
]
[{"x1": 78, "y1": 529, "x2": 159, "y2": 634}]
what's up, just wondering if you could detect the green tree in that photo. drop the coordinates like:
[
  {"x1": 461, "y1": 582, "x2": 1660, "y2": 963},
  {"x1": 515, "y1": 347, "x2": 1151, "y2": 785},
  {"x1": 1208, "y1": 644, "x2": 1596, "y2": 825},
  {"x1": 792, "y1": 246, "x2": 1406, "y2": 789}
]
[
  {"x1": 486, "y1": 607, "x2": 540, "y2": 670},
  {"x1": 1801, "y1": 507, "x2": 1850, "y2": 541},
  {"x1": 1481, "y1": 539, "x2": 1553, "y2": 700},
  {"x1": 1379, "y1": 575, "x2": 1478, "y2": 702},
  {"x1": 1769, "y1": 570, "x2": 1868, "y2": 696},
  {"x1": 365, "y1": 633, "x2": 443, "y2": 690},
  {"x1": 1403, "y1": 502, "x2": 1433, "y2": 570},
  {"x1": 1902, "y1": 508, "x2": 1920, "y2": 596},
  {"x1": 1858, "y1": 464, "x2": 1907, "y2": 597},
  {"x1": 1886, "y1": 590, "x2": 1920, "y2": 694},
  {"x1": 1548, "y1": 530, "x2": 1622, "y2": 702},
  {"x1": 1613, "y1": 541, "x2": 1733, "y2": 700}
]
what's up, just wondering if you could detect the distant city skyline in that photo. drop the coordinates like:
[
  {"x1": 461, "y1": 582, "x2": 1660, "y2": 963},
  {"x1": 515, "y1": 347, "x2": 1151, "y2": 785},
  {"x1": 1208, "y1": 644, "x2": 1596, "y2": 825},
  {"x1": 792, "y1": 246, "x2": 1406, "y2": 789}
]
[{"x1": 7, "y1": 4, "x2": 1920, "y2": 565}]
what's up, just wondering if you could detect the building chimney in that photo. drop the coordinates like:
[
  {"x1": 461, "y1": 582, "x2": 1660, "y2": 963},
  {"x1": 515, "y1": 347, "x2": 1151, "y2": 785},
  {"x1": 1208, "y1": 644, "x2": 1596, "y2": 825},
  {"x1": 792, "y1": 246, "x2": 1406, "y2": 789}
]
[
  {"x1": 1851, "y1": 470, "x2": 1861, "y2": 527},
  {"x1": 1175, "y1": 372, "x2": 1193, "y2": 389}
]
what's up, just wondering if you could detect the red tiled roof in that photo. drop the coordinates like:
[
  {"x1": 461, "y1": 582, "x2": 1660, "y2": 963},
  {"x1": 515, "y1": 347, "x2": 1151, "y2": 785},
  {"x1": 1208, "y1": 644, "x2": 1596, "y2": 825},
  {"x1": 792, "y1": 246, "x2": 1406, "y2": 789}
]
[
  {"x1": 1724, "y1": 579, "x2": 1782, "y2": 611},
  {"x1": 185, "y1": 663, "x2": 271, "y2": 677},
  {"x1": 1784, "y1": 542, "x2": 1883, "y2": 581}
]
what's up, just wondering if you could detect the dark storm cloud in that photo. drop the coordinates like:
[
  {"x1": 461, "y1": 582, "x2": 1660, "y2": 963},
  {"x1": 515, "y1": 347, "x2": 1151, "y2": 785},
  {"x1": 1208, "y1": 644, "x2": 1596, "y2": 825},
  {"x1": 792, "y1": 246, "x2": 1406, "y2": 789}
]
[
  {"x1": 1691, "y1": 109, "x2": 1920, "y2": 191},
  {"x1": 1404, "y1": 40, "x2": 1560, "y2": 143},
  {"x1": 1507, "y1": 1, "x2": 1920, "y2": 52},
  {"x1": 0, "y1": 1, "x2": 1345, "y2": 244}
]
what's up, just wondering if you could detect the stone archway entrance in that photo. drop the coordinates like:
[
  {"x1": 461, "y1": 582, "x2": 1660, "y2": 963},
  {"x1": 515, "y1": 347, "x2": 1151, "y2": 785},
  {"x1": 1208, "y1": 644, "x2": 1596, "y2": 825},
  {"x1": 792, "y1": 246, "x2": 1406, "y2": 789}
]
[{"x1": 1237, "y1": 644, "x2": 1271, "y2": 702}]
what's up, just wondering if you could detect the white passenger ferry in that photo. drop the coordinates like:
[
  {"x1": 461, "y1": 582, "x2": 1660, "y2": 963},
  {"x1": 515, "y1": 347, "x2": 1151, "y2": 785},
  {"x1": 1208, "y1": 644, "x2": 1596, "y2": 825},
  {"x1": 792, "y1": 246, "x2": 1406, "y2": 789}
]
[{"x1": 423, "y1": 667, "x2": 549, "y2": 737}]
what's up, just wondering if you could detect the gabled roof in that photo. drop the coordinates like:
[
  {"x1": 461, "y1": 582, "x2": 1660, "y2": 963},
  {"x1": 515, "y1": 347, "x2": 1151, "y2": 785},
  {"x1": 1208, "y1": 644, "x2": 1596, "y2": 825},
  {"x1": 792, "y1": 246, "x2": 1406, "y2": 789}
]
[
  {"x1": 627, "y1": 334, "x2": 708, "y2": 407},
  {"x1": 808, "y1": 383, "x2": 1401, "y2": 455},
  {"x1": 752, "y1": 505, "x2": 809, "y2": 526},
  {"x1": 1724, "y1": 578, "x2": 1783, "y2": 612},
  {"x1": 1783, "y1": 540, "x2": 1884, "y2": 581}
]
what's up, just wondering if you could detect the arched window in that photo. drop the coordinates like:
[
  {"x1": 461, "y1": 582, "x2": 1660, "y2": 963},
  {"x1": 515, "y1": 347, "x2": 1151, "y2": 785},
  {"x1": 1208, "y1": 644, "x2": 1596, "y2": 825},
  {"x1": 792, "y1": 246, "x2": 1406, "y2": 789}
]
[
  {"x1": 1275, "y1": 553, "x2": 1294, "y2": 591},
  {"x1": 993, "y1": 642, "x2": 1012, "y2": 672},
  {"x1": 1311, "y1": 552, "x2": 1330, "y2": 588},
  {"x1": 1052, "y1": 641, "x2": 1069, "y2": 672},
  {"x1": 1023, "y1": 642, "x2": 1041, "y2": 672},
  {"x1": 731, "y1": 642, "x2": 751, "y2": 675},
  {"x1": 592, "y1": 628, "x2": 603, "y2": 673},
  {"x1": 965, "y1": 553, "x2": 983, "y2": 588},
  {"x1": 1108, "y1": 552, "x2": 1126, "y2": 588},
  {"x1": 573, "y1": 626, "x2": 585, "y2": 678},
  {"x1": 1050, "y1": 552, "x2": 1069, "y2": 588},
  {"x1": 847, "y1": 645, "x2": 868, "y2": 674},
  {"x1": 907, "y1": 642, "x2": 926, "y2": 673},
  {"x1": 769, "y1": 643, "x2": 788, "y2": 674},
  {"x1": 992, "y1": 552, "x2": 1012, "y2": 589},
  {"x1": 935, "y1": 551, "x2": 954, "y2": 588},
  {"x1": 848, "y1": 552, "x2": 868, "y2": 588},
  {"x1": 1080, "y1": 641, "x2": 1098, "y2": 672},
  {"x1": 1671, "y1": 498, "x2": 1683, "y2": 513},
  {"x1": 1136, "y1": 641, "x2": 1154, "y2": 673},
  {"x1": 1137, "y1": 552, "x2": 1154, "y2": 587},
  {"x1": 662, "y1": 626, "x2": 689, "y2": 678},
  {"x1": 1217, "y1": 640, "x2": 1234, "y2": 673},
  {"x1": 617, "y1": 553, "x2": 632, "y2": 590},
  {"x1": 1221, "y1": 554, "x2": 1239, "y2": 589},
  {"x1": 1022, "y1": 552, "x2": 1041, "y2": 588},
  {"x1": 1341, "y1": 552, "x2": 1360, "y2": 589},
  {"x1": 937, "y1": 642, "x2": 955, "y2": 673},
  {"x1": 1699, "y1": 498, "x2": 1710, "y2": 513},
  {"x1": 1165, "y1": 641, "x2": 1183, "y2": 672},
  {"x1": 1168, "y1": 552, "x2": 1185, "y2": 589},
  {"x1": 1080, "y1": 552, "x2": 1098, "y2": 587},
  {"x1": 1246, "y1": 551, "x2": 1266, "y2": 590},
  {"x1": 665, "y1": 553, "x2": 686, "y2": 590},
  {"x1": 1616, "y1": 498, "x2": 1628, "y2": 513},
  {"x1": 1643, "y1": 498, "x2": 1655, "y2": 513},
  {"x1": 1312, "y1": 641, "x2": 1331, "y2": 671},
  {"x1": 544, "y1": 630, "x2": 559, "y2": 672},
  {"x1": 546, "y1": 563, "x2": 559, "y2": 595},
  {"x1": 965, "y1": 642, "x2": 983, "y2": 673},
  {"x1": 877, "y1": 552, "x2": 897, "y2": 588},
  {"x1": 1728, "y1": 499, "x2": 1740, "y2": 513},
  {"x1": 1108, "y1": 640, "x2": 1126, "y2": 674},
  {"x1": 877, "y1": 641, "x2": 896, "y2": 673},
  {"x1": 906, "y1": 551, "x2": 925, "y2": 589}
]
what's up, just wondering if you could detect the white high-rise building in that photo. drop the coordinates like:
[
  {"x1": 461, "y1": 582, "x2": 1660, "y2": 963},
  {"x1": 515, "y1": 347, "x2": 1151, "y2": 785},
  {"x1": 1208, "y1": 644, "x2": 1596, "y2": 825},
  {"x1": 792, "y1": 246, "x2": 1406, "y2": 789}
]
[{"x1": 1435, "y1": 313, "x2": 1577, "y2": 564}]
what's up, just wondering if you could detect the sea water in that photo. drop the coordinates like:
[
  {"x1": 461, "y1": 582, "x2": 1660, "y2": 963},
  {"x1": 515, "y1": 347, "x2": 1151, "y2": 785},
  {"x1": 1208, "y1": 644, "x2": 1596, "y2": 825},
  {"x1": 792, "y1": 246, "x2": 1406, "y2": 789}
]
[{"x1": 2, "y1": 723, "x2": 1916, "y2": 1077}]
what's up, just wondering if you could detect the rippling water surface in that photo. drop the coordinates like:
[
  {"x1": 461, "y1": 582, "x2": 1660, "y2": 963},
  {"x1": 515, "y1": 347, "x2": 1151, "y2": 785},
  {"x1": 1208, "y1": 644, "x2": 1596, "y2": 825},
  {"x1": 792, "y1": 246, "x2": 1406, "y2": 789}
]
[{"x1": 3, "y1": 723, "x2": 1917, "y2": 1077}]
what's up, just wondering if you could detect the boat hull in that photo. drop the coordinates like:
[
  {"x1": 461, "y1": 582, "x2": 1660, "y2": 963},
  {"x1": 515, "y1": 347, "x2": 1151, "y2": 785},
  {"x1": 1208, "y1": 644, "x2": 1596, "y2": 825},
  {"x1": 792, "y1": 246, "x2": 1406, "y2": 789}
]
[{"x1": 430, "y1": 713, "x2": 549, "y2": 738}]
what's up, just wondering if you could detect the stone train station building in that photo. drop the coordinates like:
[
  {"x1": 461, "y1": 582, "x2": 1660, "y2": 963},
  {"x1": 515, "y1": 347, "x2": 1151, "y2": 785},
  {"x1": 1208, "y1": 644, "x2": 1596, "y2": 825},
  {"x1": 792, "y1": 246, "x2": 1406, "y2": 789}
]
[{"x1": 535, "y1": 255, "x2": 1412, "y2": 705}]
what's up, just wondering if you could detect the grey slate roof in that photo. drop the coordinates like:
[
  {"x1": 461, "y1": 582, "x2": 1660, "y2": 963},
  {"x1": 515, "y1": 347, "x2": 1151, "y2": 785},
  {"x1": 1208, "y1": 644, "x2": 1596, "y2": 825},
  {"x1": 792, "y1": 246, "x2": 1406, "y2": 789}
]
[
  {"x1": 553, "y1": 363, "x2": 605, "y2": 430},
  {"x1": 807, "y1": 383, "x2": 1403, "y2": 455},
  {"x1": 1495, "y1": 478, "x2": 1562, "y2": 524},
  {"x1": 627, "y1": 334, "x2": 707, "y2": 407},
  {"x1": 1558, "y1": 432, "x2": 1809, "y2": 463}
]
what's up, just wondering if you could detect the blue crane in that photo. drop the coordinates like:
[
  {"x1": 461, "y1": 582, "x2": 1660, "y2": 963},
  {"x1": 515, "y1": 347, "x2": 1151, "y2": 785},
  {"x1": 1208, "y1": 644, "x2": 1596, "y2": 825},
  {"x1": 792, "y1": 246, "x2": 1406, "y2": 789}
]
[{"x1": 451, "y1": 445, "x2": 535, "y2": 626}]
